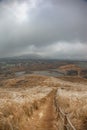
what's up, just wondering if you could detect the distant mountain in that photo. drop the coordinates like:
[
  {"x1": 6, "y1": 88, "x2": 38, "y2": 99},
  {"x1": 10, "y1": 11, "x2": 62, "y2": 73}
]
[
  {"x1": 16, "y1": 54, "x2": 44, "y2": 59},
  {"x1": 0, "y1": 54, "x2": 46, "y2": 61}
]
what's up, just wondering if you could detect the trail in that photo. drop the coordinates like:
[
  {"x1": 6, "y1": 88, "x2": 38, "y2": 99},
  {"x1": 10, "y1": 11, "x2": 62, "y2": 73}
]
[{"x1": 27, "y1": 90, "x2": 57, "y2": 130}]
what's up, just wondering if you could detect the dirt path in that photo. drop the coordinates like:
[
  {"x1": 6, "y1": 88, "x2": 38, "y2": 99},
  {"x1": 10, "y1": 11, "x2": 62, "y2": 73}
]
[{"x1": 27, "y1": 90, "x2": 57, "y2": 130}]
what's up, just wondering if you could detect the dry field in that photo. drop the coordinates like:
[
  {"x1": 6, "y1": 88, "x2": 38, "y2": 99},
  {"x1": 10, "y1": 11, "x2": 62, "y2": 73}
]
[
  {"x1": 55, "y1": 78, "x2": 87, "y2": 130},
  {"x1": 59, "y1": 76, "x2": 87, "y2": 85},
  {"x1": 0, "y1": 75, "x2": 58, "y2": 130},
  {"x1": 59, "y1": 64, "x2": 81, "y2": 72},
  {"x1": 41, "y1": 76, "x2": 87, "y2": 129},
  {"x1": 56, "y1": 88, "x2": 87, "y2": 130},
  {"x1": 0, "y1": 74, "x2": 87, "y2": 130}
]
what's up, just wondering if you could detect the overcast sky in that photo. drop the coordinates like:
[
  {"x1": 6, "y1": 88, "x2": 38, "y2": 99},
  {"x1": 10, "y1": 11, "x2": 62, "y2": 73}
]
[{"x1": 0, "y1": 0, "x2": 87, "y2": 59}]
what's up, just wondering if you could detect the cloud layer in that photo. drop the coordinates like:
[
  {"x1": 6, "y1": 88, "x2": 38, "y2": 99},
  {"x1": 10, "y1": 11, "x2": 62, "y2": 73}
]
[{"x1": 0, "y1": 0, "x2": 87, "y2": 59}]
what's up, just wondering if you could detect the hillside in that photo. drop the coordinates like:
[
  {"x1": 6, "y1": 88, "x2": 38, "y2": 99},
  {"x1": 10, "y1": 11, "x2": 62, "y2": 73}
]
[
  {"x1": 0, "y1": 75, "x2": 87, "y2": 130},
  {"x1": 59, "y1": 64, "x2": 81, "y2": 71}
]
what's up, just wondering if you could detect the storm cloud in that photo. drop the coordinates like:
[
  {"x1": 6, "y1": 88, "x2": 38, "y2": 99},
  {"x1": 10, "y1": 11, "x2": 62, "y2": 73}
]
[{"x1": 0, "y1": 0, "x2": 87, "y2": 59}]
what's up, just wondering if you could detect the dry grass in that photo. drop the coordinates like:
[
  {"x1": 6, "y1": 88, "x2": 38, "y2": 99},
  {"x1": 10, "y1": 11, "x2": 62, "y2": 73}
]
[
  {"x1": 57, "y1": 88, "x2": 87, "y2": 130},
  {"x1": 59, "y1": 76, "x2": 87, "y2": 85},
  {"x1": 0, "y1": 75, "x2": 61, "y2": 89},
  {"x1": 59, "y1": 64, "x2": 81, "y2": 71},
  {"x1": 0, "y1": 75, "x2": 53, "y2": 130},
  {"x1": 0, "y1": 75, "x2": 87, "y2": 130},
  {"x1": 0, "y1": 101, "x2": 40, "y2": 130},
  {"x1": 0, "y1": 75, "x2": 46, "y2": 87}
]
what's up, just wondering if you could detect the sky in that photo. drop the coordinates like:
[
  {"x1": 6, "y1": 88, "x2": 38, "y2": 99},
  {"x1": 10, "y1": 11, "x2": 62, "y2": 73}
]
[{"x1": 0, "y1": 0, "x2": 87, "y2": 59}]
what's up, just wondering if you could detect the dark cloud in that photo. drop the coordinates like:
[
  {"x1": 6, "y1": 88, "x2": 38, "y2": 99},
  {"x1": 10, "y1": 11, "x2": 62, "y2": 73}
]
[{"x1": 0, "y1": 0, "x2": 87, "y2": 59}]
